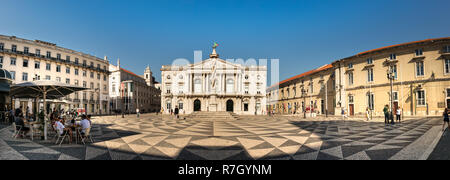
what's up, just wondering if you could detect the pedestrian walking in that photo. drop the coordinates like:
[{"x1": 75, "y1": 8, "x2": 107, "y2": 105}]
[
  {"x1": 366, "y1": 107, "x2": 371, "y2": 121},
  {"x1": 443, "y1": 108, "x2": 449, "y2": 132},
  {"x1": 396, "y1": 107, "x2": 402, "y2": 123},
  {"x1": 174, "y1": 106, "x2": 179, "y2": 119},
  {"x1": 341, "y1": 108, "x2": 346, "y2": 120},
  {"x1": 383, "y1": 105, "x2": 389, "y2": 124}
]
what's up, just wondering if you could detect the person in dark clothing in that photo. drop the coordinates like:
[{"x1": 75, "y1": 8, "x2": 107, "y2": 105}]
[
  {"x1": 443, "y1": 108, "x2": 449, "y2": 132},
  {"x1": 383, "y1": 105, "x2": 389, "y2": 124},
  {"x1": 15, "y1": 106, "x2": 23, "y2": 117},
  {"x1": 174, "y1": 106, "x2": 179, "y2": 119},
  {"x1": 15, "y1": 114, "x2": 30, "y2": 138}
]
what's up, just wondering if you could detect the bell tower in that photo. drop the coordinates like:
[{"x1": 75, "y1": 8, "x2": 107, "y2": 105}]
[{"x1": 144, "y1": 65, "x2": 153, "y2": 87}]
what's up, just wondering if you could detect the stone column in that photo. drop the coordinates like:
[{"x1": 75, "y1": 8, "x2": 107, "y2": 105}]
[
  {"x1": 233, "y1": 73, "x2": 237, "y2": 93},
  {"x1": 187, "y1": 73, "x2": 191, "y2": 93}
]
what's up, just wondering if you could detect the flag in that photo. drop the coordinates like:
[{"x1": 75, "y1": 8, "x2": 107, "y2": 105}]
[{"x1": 213, "y1": 42, "x2": 219, "y2": 48}]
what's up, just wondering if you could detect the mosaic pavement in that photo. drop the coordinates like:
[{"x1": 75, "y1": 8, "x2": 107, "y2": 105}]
[{"x1": 0, "y1": 114, "x2": 443, "y2": 160}]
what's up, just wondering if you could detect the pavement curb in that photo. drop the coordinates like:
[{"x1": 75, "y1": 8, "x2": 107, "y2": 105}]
[{"x1": 419, "y1": 127, "x2": 444, "y2": 160}]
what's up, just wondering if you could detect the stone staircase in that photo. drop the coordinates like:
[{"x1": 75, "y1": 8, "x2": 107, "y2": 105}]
[{"x1": 185, "y1": 111, "x2": 237, "y2": 121}]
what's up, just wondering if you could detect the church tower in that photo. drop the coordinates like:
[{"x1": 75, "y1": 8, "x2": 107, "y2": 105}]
[{"x1": 144, "y1": 65, "x2": 153, "y2": 87}]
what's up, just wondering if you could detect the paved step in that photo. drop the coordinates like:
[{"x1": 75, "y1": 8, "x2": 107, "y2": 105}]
[{"x1": 185, "y1": 111, "x2": 237, "y2": 121}]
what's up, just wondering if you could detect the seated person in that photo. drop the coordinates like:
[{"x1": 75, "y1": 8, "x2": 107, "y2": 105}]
[
  {"x1": 79, "y1": 115, "x2": 91, "y2": 135},
  {"x1": 87, "y1": 115, "x2": 92, "y2": 125},
  {"x1": 14, "y1": 114, "x2": 30, "y2": 138},
  {"x1": 55, "y1": 118, "x2": 73, "y2": 143}
]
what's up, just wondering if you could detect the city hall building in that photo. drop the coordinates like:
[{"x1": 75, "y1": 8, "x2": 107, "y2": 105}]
[
  {"x1": 0, "y1": 35, "x2": 110, "y2": 115},
  {"x1": 269, "y1": 37, "x2": 450, "y2": 117},
  {"x1": 161, "y1": 46, "x2": 267, "y2": 115}
]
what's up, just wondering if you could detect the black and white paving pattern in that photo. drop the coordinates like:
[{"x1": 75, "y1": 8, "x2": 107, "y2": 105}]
[{"x1": 0, "y1": 114, "x2": 443, "y2": 160}]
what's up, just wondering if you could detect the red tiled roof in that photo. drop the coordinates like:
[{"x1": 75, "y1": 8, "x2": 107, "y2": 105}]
[
  {"x1": 120, "y1": 68, "x2": 142, "y2": 79},
  {"x1": 268, "y1": 64, "x2": 332, "y2": 89},
  {"x1": 357, "y1": 37, "x2": 450, "y2": 56}
]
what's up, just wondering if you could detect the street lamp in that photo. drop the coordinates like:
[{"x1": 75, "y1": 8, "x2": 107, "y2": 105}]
[
  {"x1": 95, "y1": 88, "x2": 100, "y2": 115},
  {"x1": 387, "y1": 66, "x2": 395, "y2": 123},
  {"x1": 302, "y1": 88, "x2": 307, "y2": 119}
]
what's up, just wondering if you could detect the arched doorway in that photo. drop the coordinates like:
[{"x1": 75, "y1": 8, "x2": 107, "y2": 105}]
[
  {"x1": 226, "y1": 99, "x2": 234, "y2": 112},
  {"x1": 194, "y1": 99, "x2": 201, "y2": 111}
]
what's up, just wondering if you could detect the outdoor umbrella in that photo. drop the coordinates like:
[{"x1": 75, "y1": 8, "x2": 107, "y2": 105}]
[
  {"x1": 0, "y1": 68, "x2": 13, "y2": 93},
  {"x1": 10, "y1": 80, "x2": 88, "y2": 140}
]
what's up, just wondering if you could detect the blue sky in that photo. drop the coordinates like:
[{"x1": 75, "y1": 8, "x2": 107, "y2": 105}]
[{"x1": 1, "y1": 0, "x2": 449, "y2": 85}]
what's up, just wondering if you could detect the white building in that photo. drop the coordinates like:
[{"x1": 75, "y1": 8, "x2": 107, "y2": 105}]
[
  {"x1": 0, "y1": 35, "x2": 110, "y2": 115},
  {"x1": 109, "y1": 59, "x2": 161, "y2": 114},
  {"x1": 161, "y1": 46, "x2": 267, "y2": 115}
]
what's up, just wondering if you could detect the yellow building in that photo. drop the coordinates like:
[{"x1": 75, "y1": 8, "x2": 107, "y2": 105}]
[
  {"x1": 269, "y1": 37, "x2": 450, "y2": 117},
  {"x1": 267, "y1": 64, "x2": 336, "y2": 116},
  {"x1": 334, "y1": 37, "x2": 450, "y2": 117}
]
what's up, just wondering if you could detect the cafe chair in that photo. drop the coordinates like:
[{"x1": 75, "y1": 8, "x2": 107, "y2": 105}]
[
  {"x1": 55, "y1": 129, "x2": 69, "y2": 146},
  {"x1": 12, "y1": 122, "x2": 25, "y2": 139},
  {"x1": 81, "y1": 127, "x2": 94, "y2": 145}
]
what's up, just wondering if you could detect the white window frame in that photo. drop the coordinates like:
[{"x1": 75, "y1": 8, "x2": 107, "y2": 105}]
[
  {"x1": 390, "y1": 53, "x2": 397, "y2": 60},
  {"x1": 10, "y1": 71, "x2": 15, "y2": 80},
  {"x1": 416, "y1": 90, "x2": 426, "y2": 107},
  {"x1": 367, "y1": 93, "x2": 374, "y2": 110},
  {"x1": 22, "y1": 72, "x2": 28, "y2": 81},
  {"x1": 392, "y1": 91, "x2": 399, "y2": 102},
  {"x1": 444, "y1": 59, "x2": 450, "y2": 75},
  {"x1": 415, "y1": 49, "x2": 423, "y2": 56},
  {"x1": 23, "y1": 59, "x2": 28, "y2": 67},
  {"x1": 34, "y1": 61, "x2": 40, "y2": 69},
  {"x1": 415, "y1": 61, "x2": 425, "y2": 77},
  {"x1": 226, "y1": 78, "x2": 234, "y2": 93},
  {"x1": 194, "y1": 79, "x2": 201, "y2": 93},
  {"x1": 348, "y1": 72, "x2": 353, "y2": 85},
  {"x1": 367, "y1": 58, "x2": 373, "y2": 64},
  {"x1": 367, "y1": 68, "x2": 374, "y2": 82},
  {"x1": 390, "y1": 65, "x2": 398, "y2": 80}
]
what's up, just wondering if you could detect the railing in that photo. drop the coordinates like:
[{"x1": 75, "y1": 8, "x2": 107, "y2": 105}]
[{"x1": 0, "y1": 48, "x2": 110, "y2": 73}]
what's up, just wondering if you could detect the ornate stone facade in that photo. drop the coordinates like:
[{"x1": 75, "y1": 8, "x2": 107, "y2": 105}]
[{"x1": 161, "y1": 47, "x2": 267, "y2": 115}]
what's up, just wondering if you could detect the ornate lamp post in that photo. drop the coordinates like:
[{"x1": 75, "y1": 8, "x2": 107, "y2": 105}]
[{"x1": 387, "y1": 67, "x2": 395, "y2": 123}]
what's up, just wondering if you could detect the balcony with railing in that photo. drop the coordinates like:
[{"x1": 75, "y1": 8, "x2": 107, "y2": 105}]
[{"x1": 0, "y1": 48, "x2": 110, "y2": 73}]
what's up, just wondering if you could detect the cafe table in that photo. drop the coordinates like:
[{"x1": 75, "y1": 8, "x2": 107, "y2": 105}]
[{"x1": 25, "y1": 121, "x2": 40, "y2": 141}]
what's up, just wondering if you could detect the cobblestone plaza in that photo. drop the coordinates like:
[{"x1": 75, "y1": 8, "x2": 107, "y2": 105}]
[{"x1": 0, "y1": 114, "x2": 446, "y2": 160}]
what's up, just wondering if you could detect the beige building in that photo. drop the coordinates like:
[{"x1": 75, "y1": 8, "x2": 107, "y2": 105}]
[
  {"x1": 333, "y1": 37, "x2": 450, "y2": 116},
  {"x1": 109, "y1": 60, "x2": 161, "y2": 114},
  {"x1": 0, "y1": 35, "x2": 110, "y2": 115},
  {"x1": 267, "y1": 64, "x2": 336, "y2": 116},
  {"x1": 161, "y1": 46, "x2": 267, "y2": 115},
  {"x1": 269, "y1": 37, "x2": 450, "y2": 117}
]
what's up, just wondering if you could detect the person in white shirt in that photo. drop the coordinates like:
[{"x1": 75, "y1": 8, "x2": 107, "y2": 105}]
[
  {"x1": 55, "y1": 118, "x2": 72, "y2": 143},
  {"x1": 396, "y1": 107, "x2": 402, "y2": 123},
  {"x1": 79, "y1": 115, "x2": 91, "y2": 134}
]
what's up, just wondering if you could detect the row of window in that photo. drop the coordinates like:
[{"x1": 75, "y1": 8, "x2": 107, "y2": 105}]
[
  {"x1": 347, "y1": 46, "x2": 450, "y2": 69},
  {"x1": 9, "y1": 71, "x2": 107, "y2": 90},
  {"x1": 2, "y1": 56, "x2": 107, "y2": 81},
  {"x1": 0, "y1": 42, "x2": 107, "y2": 70},
  {"x1": 278, "y1": 82, "x2": 322, "y2": 99},
  {"x1": 347, "y1": 60, "x2": 450, "y2": 85},
  {"x1": 358, "y1": 89, "x2": 433, "y2": 110}
]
